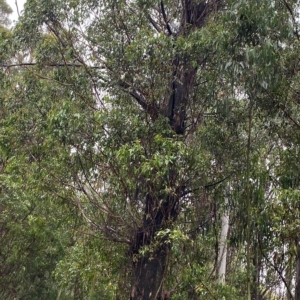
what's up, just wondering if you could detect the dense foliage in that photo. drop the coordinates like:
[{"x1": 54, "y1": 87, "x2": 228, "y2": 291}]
[{"x1": 1, "y1": 0, "x2": 300, "y2": 299}]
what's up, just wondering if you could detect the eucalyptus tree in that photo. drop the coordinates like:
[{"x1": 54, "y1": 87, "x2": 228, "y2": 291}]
[
  {"x1": 10, "y1": 1, "x2": 227, "y2": 298},
  {"x1": 221, "y1": 1, "x2": 300, "y2": 298},
  {"x1": 0, "y1": 6, "x2": 94, "y2": 298},
  {"x1": 1, "y1": 0, "x2": 300, "y2": 299}
]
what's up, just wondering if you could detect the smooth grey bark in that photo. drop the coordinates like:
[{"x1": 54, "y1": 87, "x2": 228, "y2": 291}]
[
  {"x1": 217, "y1": 202, "x2": 229, "y2": 284},
  {"x1": 296, "y1": 241, "x2": 300, "y2": 300}
]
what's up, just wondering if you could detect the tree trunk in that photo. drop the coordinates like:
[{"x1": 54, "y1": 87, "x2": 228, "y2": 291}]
[
  {"x1": 162, "y1": 0, "x2": 222, "y2": 135},
  {"x1": 217, "y1": 206, "x2": 229, "y2": 284},
  {"x1": 295, "y1": 240, "x2": 300, "y2": 300},
  {"x1": 286, "y1": 246, "x2": 293, "y2": 300},
  {"x1": 130, "y1": 192, "x2": 180, "y2": 300},
  {"x1": 129, "y1": 2, "x2": 222, "y2": 297},
  {"x1": 251, "y1": 240, "x2": 262, "y2": 300},
  {"x1": 130, "y1": 246, "x2": 169, "y2": 300}
]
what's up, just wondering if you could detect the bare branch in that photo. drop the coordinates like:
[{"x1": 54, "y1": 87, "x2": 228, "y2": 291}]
[
  {"x1": 204, "y1": 172, "x2": 234, "y2": 189},
  {"x1": 15, "y1": 0, "x2": 20, "y2": 18},
  {"x1": 180, "y1": 172, "x2": 234, "y2": 198},
  {"x1": 160, "y1": 1, "x2": 173, "y2": 35},
  {"x1": 0, "y1": 62, "x2": 104, "y2": 69},
  {"x1": 118, "y1": 80, "x2": 150, "y2": 111},
  {"x1": 147, "y1": 13, "x2": 162, "y2": 33}
]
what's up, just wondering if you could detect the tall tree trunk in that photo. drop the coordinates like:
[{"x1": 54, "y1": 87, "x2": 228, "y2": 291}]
[
  {"x1": 251, "y1": 239, "x2": 262, "y2": 300},
  {"x1": 160, "y1": 0, "x2": 222, "y2": 135},
  {"x1": 130, "y1": 193, "x2": 180, "y2": 300},
  {"x1": 295, "y1": 239, "x2": 300, "y2": 300},
  {"x1": 129, "y1": 2, "x2": 222, "y2": 297},
  {"x1": 217, "y1": 201, "x2": 229, "y2": 284},
  {"x1": 286, "y1": 247, "x2": 293, "y2": 300},
  {"x1": 130, "y1": 246, "x2": 169, "y2": 300}
]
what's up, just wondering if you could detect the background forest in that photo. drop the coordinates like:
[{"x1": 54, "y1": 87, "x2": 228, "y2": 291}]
[{"x1": 1, "y1": 0, "x2": 300, "y2": 299}]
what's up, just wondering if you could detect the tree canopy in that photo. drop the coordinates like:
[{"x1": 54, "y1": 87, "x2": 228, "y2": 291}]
[{"x1": 1, "y1": 0, "x2": 300, "y2": 299}]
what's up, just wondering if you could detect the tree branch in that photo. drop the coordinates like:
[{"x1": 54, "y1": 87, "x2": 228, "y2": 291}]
[
  {"x1": 15, "y1": 0, "x2": 20, "y2": 18},
  {"x1": 282, "y1": 0, "x2": 300, "y2": 41},
  {"x1": 147, "y1": 13, "x2": 162, "y2": 33},
  {"x1": 0, "y1": 62, "x2": 104, "y2": 69},
  {"x1": 204, "y1": 172, "x2": 234, "y2": 189},
  {"x1": 2, "y1": 62, "x2": 155, "y2": 117},
  {"x1": 180, "y1": 172, "x2": 234, "y2": 198},
  {"x1": 160, "y1": 1, "x2": 173, "y2": 35},
  {"x1": 118, "y1": 80, "x2": 149, "y2": 110},
  {"x1": 260, "y1": 245, "x2": 294, "y2": 299}
]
